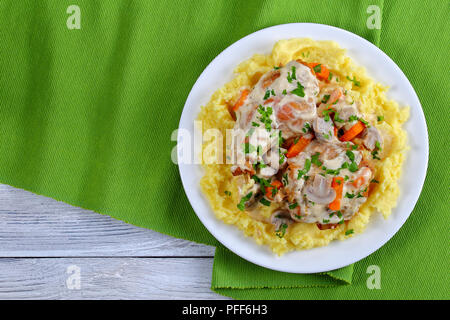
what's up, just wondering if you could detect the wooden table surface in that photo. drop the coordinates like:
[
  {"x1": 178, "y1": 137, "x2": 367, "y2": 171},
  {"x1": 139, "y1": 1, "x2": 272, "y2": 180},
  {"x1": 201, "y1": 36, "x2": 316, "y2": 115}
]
[{"x1": 0, "y1": 184, "x2": 226, "y2": 299}]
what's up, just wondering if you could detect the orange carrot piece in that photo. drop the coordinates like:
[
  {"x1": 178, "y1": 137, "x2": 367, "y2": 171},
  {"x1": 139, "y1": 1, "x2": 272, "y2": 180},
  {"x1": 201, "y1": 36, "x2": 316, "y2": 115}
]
[
  {"x1": 329, "y1": 177, "x2": 344, "y2": 211},
  {"x1": 339, "y1": 121, "x2": 365, "y2": 142},
  {"x1": 308, "y1": 63, "x2": 330, "y2": 81},
  {"x1": 262, "y1": 71, "x2": 280, "y2": 89},
  {"x1": 286, "y1": 136, "x2": 312, "y2": 158},
  {"x1": 232, "y1": 89, "x2": 250, "y2": 111},
  {"x1": 265, "y1": 180, "x2": 283, "y2": 200},
  {"x1": 352, "y1": 176, "x2": 365, "y2": 188}
]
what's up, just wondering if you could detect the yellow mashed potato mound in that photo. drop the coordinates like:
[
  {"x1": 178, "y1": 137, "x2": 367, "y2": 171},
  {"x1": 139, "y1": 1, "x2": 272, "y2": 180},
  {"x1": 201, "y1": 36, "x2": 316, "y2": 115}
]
[{"x1": 198, "y1": 38, "x2": 409, "y2": 255}]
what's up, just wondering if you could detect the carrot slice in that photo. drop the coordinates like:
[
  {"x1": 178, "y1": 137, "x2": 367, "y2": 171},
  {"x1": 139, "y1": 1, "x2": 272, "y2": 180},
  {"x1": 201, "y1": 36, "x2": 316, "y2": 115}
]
[
  {"x1": 352, "y1": 176, "x2": 365, "y2": 188},
  {"x1": 265, "y1": 180, "x2": 283, "y2": 200},
  {"x1": 329, "y1": 177, "x2": 344, "y2": 211},
  {"x1": 262, "y1": 71, "x2": 280, "y2": 89},
  {"x1": 339, "y1": 121, "x2": 365, "y2": 142},
  {"x1": 232, "y1": 89, "x2": 250, "y2": 111},
  {"x1": 308, "y1": 63, "x2": 330, "y2": 81},
  {"x1": 286, "y1": 136, "x2": 311, "y2": 158}
]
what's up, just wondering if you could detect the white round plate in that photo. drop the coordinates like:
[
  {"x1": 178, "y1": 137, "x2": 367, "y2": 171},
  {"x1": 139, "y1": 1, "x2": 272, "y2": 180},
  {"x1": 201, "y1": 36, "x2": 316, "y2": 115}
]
[{"x1": 178, "y1": 23, "x2": 428, "y2": 273}]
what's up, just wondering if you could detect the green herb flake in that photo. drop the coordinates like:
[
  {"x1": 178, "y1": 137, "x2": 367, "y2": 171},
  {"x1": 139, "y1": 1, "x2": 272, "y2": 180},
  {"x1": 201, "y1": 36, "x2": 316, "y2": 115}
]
[
  {"x1": 224, "y1": 191, "x2": 231, "y2": 196},
  {"x1": 345, "y1": 229, "x2": 354, "y2": 236},
  {"x1": 289, "y1": 202, "x2": 299, "y2": 209},
  {"x1": 346, "y1": 150, "x2": 355, "y2": 162},
  {"x1": 311, "y1": 152, "x2": 322, "y2": 167},
  {"x1": 313, "y1": 64, "x2": 322, "y2": 73},
  {"x1": 287, "y1": 66, "x2": 296, "y2": 83},
  {"x1": 260, "y1": 197, "x2": 271, "y2": 206},
  {"x1": 291, "y1": 81, "x2": 305, "y2": 97},
  {"x1": 322, "y1": 94, "x2": 331, "y2": 104},
  {"x1": 348, "y1": 161, "x2": 359, "y2": 172},
  {"x1": 345, "y1": 192, "x2": 356, "y2": 199},
  {"x1": 237, "y1": 192, "x2": 253, "y2": 211},
  {"x1": 275, "y1": 223, "x2": 288, "y2": 238},
  {"x1": 346, "y1": 76, "x2": 361, "y2": 87}
]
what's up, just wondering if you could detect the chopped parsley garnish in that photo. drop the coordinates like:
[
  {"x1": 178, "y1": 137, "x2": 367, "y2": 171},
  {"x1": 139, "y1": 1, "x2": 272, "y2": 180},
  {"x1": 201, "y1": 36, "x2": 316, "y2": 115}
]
[
  {"x1": 302, "y1": 122, "x2": 312, "y2": 133},
  {"x1": 243, "y1": 142, "x2": 256, "y2": 154},
  {"x1": 259, "y1": 197, "x2": 271, "y2": 206},
  {"x1": 346, "y1": 76, "x2": 361, "y2": 87},
  {"x1": 282, "y1": 173, "x2": 289, "y2": 187},
  {"x1": 344, "y1": 175, "x2": 349, "y2": 181},
  {"x1": 287, "y1": 66, "x2": 296, "y2": 83},
  {"x1": 322, "y1": 94, "x2": 331, "y2": 104},
  {"x1": 257, "y1": 105, "x2": 273, "y2": 131},
  {"x1": 273, "y1": 66, "x2": 280, "y2": 70},
  {"x1": 289, "y1": 202, "x2": 299, "y2": 209},
  {"x1": 256, "y1": 145, "x2": 263, "y2": 156},
  {"x1": 322, "y1": 108, "x2": 334, "y2": 122},
  {"x1": 328, "y1": 72, "x2": 333, "y2": 81},
  {"x1": 291, "y1": 81, "x2": 305, "y2": 97},
  {"x1": 359, "y1": 117, "x2": 369, "y2": 126},
  {"x1": 348, "y1": 161, "x2": 359, "y2": 172},
  {"x1": 311, "y1": 152, "x2": 323, "y2": 166},
  {"x1": 237, "y1": 192, "x2": 253, "y2": 211},
  {"x1": 346, "y1": 150, "x2": 355, "y2": 162},
  {"x1": 224, "y1": 191, "x2": 231, "y2": 196},
  {"x1": 372, "y1": 141, "x2": 382, "y2": 160},
  {"x1": 263, "y1": 89, "x2": 276, "y2": 100},
  {"x1": 251, "y1": 121, "x2": 260, "y2": 127},
  {"x1": 371, "y1": 179, "x2": 380, "y2": 183},
  {"x1": 334, "y1": 112, "x2": 345, "y2": 123},
  {"x1": 322, "y1": 219, "x2": 330, "y2": 224},
  {"x1": 297, "y1": 158, "x2": 312, "y2": 180},
  {"x1": 276, "y1": 223, "x2": 288, "y2": 238},
  {"x1": 377, "y1": 115, "x2": 384, "y2": 122},
  {"x1": 279, "y1": 148, "x2": 286, "y2": 165},
  {"x1": 348, "y1": 115, "x2": 358, "y2": 122},
  {"x1": 251, "y1": 175, "x2": 271, "y2": 188},
  {"x1": 282, "y1": 89, "x2": 287, "y2": 95},
  {"x1": 345, "y1": 229, "x2": 354, "y2": 236},
  {"x1": 345, "y1": 192, "x2": 356, "y2": 199},
  {"x1": 313, "y1": 64, "x2": 322, "y2": 73}
]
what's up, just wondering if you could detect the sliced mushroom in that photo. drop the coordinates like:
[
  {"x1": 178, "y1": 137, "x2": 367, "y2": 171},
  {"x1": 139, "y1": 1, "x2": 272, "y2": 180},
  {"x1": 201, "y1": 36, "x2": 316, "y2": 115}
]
[
  {"x1": 243, "y1": 185, "x2": 263, "y2": 210},
  {"x1": 270, "y1": 210, "x2": 294, "y2": 232},
  {"x1": 304, "y1": 174, "x2": 336, "y2": 204},
  {"x1": 362, "y1": 126, "x2": 383, "y2": 151},
  {"x1": 313, "y1": 116, "x2": 335, "y2": 141}
]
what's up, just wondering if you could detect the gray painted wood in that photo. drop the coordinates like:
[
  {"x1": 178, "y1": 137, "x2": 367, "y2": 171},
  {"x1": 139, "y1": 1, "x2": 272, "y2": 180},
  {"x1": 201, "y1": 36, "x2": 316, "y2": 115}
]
[
  {"x1": 0, "y1": 258, "x2": 226, "y2": 299},
  {"x1": 0, "y1": 184, "x2": 223, "y2": 299},
  {"x1": 0, "y1": 184, "x2": 215, "y2": 257}
]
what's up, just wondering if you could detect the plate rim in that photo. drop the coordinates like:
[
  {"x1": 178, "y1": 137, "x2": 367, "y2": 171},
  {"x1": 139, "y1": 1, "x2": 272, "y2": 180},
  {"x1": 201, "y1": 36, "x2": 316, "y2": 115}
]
[{"x1": 178, "y1": 23, "x2": 429, "y2": 273}]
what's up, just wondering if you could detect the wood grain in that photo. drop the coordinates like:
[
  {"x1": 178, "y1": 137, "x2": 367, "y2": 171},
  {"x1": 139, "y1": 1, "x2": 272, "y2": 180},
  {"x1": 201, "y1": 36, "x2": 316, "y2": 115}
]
[
  {"x1": 0, "y1": 258, "x2": 226, "y2": 299},
  {"x1": 0, "y1": 184, "x2": 215, "y2": 257},
  {"x1": 0, "y1": 184, "x2": 223, "y2": 299}
]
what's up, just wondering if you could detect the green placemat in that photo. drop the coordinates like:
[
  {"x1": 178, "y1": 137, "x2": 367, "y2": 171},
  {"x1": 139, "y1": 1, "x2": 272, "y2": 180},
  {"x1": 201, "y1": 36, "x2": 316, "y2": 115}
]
[{"x1": 0, "y1": 0, "x2": 448, "y2": 299}]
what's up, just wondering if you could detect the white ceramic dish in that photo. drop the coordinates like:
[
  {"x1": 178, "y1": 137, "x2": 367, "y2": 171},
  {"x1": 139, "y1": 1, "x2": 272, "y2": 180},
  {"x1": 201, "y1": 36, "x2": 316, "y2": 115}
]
[{"x1": 178, "y1": 23, "x2": 428, "y2": 273}]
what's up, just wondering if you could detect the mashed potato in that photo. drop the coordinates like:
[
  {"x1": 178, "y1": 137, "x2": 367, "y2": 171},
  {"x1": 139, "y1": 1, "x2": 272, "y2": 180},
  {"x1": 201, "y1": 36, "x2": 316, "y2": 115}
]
[{"x1": 198, "y1": 38, "x2": 409, "y2": 255}]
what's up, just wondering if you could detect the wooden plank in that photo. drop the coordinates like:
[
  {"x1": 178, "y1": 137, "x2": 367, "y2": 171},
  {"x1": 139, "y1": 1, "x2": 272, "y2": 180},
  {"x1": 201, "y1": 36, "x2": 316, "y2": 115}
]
[
  {"x1": 0, "y1": 257, "x2": 226, "y2": 299},
  {"x1": 0, "y1": 184, "x2": 215, "y2": 257}
]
